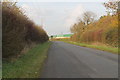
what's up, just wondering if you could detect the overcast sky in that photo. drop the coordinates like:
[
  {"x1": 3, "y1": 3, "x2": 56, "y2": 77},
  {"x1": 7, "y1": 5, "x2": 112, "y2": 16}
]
[{"x1": 17, "y1": 0, "x2": 109, "y2": 36}]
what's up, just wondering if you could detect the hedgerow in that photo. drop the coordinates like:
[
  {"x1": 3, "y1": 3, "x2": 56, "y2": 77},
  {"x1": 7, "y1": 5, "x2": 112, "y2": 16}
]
[{"x1": 2, "y1": 2, "x2": 48, "y2": 58}]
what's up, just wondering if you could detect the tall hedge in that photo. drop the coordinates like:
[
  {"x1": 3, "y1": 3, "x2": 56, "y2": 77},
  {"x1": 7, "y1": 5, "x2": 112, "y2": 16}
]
[
  {"x1": 70, "y1": 15, "x2": 118, "y2": 47},
  {"x1": 2, "y1": 2, "x2": 48, "y2": 58}
]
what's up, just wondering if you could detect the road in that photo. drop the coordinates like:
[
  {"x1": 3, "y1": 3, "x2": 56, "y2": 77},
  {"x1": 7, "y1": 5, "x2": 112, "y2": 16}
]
[{"x1": 41, "y1": 41, "x2": 118, "y2": 78}]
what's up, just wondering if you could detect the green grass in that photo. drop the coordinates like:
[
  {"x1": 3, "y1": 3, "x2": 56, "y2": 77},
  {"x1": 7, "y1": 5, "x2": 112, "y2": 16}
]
[
  {"x1": 3, "y1": 41, "x2": 52, "y2": 78},
  {"x1": 62, "y1": 41, "x2": 118, "y2": 54}
]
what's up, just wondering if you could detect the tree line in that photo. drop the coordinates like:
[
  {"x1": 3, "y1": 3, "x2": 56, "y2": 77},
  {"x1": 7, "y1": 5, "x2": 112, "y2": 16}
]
[
  {"x1": 2, "y1": 1, "x2": 49, "y2": 58},
  {"x1": 70, "y1": 0, "x2": 119, "y2": 47}
]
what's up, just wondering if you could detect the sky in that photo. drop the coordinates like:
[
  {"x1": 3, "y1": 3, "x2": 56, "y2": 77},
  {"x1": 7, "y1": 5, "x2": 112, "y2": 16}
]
[{"x1": 17, "y1": 0, "x2": 109, "y2": 36}]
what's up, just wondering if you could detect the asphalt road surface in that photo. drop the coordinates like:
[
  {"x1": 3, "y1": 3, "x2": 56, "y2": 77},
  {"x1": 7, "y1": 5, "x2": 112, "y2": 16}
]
[{"x1": 41, "y1": 41, "x2": 118, "y2": 78}]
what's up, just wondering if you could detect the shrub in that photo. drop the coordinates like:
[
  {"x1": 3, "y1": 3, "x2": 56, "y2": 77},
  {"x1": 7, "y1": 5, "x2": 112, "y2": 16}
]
[
  {"x1": 70, "y1": 15, "x2": 118, "y2": 47},
  {"x1": 2, "y1": 2, "x2": 48, "y2": 58}
]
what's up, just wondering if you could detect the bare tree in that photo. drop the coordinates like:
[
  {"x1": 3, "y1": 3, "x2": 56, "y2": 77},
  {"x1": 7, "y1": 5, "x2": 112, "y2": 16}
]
[
  {"x1": 82, "y1": 11, "x2": 96, "y2": 25},
  {"x1": 70, "y1": 11, "x2": 96, "y2": 34},
  {"x1": 103, "y1": 0, "x2": 119, "y2": 15},
  {"x1": 70, "y1": 23, "x2": 78, "y2": 33},
  {"x1": 70, "y1": 21, "x2": 85, "y2": 34}
]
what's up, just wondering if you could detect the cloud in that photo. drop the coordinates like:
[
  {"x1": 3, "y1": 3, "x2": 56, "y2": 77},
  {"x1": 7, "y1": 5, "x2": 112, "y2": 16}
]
[
  {"x1": 65, "y1": 4, "x2": 85, "y2": 28},
  {"x1": 20, "y1": 3, "x2": 60, "y2": 26},
  {"x1": 21, "y1": 4, "x2": 48, "y2": 25}
]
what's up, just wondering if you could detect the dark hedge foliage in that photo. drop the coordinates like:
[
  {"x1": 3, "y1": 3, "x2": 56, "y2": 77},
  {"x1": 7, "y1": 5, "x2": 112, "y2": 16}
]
[{"x1": 2, "y1": 2, "x2": 49, "y2": 58}]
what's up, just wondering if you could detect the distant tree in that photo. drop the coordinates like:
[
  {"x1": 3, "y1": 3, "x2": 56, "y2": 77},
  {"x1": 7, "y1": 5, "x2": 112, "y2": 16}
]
[
  {"x1": 70, "y1": 20, "x2": 85, "y2": 34},
  {"x1": 70, "y1": 23, "x2": 77, "y2": 33},
  {"x1": 103, "y1": 0, "x2": 119, "y2": 15},
  {"x1": 82, "y1": 11, "x2": 96, "y2": 25},
  {"x1": 50, "y1": 36, "x2": 53, "y2": 39}
]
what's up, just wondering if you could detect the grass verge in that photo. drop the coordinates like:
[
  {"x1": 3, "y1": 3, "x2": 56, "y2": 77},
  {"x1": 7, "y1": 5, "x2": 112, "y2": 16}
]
[
  {"x1": 62, "y1": 41, "x2": 118, "y2": 54},
  {"x1": 3, "y1": 41, "x2": 52, "y2": 78}
]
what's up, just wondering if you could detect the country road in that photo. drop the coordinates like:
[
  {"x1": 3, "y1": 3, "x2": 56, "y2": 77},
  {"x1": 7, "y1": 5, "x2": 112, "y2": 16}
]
[{"x1": 41, "y1": 41, "x2": 118, "y2": 78}]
